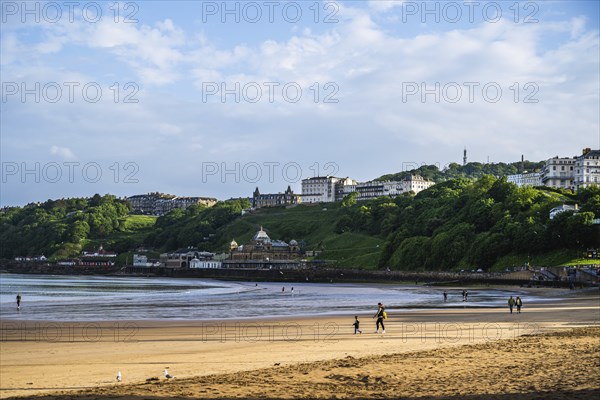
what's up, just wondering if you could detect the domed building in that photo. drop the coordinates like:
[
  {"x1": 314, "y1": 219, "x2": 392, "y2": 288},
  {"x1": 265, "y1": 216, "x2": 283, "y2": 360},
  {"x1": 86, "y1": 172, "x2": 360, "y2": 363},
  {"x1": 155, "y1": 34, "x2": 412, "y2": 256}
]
[{"x1": 227, "y1": 226, "x2": 301, "y2": 265}]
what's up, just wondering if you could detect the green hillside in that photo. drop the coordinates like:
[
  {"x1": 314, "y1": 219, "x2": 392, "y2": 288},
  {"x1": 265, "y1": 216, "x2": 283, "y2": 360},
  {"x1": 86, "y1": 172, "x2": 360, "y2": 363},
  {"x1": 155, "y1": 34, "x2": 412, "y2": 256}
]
[
  {"x1": 214, "y1": 204, "x2": 385, "y2": 268},
  {"x1": 2, "y1": 178, "x2": 599, "y2": 271}
]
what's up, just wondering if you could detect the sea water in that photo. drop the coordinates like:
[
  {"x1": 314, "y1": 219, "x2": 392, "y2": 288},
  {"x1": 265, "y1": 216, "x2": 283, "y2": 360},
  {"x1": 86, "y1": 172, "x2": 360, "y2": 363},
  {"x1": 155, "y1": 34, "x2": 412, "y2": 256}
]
[{"x1": 0, "y1": 273, "x2": 529, "y2": 321}]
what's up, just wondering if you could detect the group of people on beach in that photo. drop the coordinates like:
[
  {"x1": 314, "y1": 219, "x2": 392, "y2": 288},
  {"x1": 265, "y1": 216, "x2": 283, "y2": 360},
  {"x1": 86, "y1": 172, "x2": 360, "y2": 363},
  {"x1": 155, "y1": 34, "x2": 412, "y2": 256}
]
[
  {"x1": 508, "y1": 296, "x2": 523, "y2": 314},
  {"x1": 441, "y1": 290, "x2": 468, "y2": 302},
  {"x1": 353, "y1": 293, "x2": 525, "y2": 335}
]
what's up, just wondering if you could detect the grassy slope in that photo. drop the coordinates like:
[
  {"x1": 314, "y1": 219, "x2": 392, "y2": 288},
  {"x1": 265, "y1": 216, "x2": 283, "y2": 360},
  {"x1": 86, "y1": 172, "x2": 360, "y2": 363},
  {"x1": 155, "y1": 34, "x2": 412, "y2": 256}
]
[
  {"x1": 52, "y1": 204, "x2": 591, "y2": 270},
  {"x1": 216, "y1": 204, "x2": 385, "y2": 269},
  {"x1": 83, "y1": 215, "x2": 158, "y2": 253}
]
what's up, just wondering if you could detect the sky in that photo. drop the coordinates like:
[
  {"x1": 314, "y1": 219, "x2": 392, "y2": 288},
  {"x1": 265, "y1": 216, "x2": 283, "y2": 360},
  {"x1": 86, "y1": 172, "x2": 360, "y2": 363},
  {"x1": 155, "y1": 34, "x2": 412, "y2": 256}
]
[{"x1": 1, "y1": 0, "x2": 599, "y2": 207}]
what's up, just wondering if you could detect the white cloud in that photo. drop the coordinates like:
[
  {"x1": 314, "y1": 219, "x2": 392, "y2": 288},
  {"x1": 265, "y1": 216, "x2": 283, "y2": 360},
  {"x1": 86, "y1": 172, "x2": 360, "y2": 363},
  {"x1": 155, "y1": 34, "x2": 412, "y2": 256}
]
[
  {"x1": 50, "y1": 145, "x2": 76, "y2": 160},
  {"x1": 157, "y1": 123, "x2": 182, "y2": 136},
  {"x1": 368, "y1": 0, "x2": 405, "y2": 12}
]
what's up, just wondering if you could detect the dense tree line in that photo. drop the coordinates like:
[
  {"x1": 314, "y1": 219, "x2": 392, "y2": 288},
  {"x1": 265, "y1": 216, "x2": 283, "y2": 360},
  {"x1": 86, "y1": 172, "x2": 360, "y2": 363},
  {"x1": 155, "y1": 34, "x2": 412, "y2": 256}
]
[
  {"x1": 376, "y1": 161, "x2": 545, "y2": 183},
  {"x1": 143, "y1": 198, "x2": 251, "y2": 250},
  {"x1": 337, "y1": 177, "x2": 599, "y2": 270},
  {"x1": 0, "y1": 194, "x2": 130, "y2": 259}
]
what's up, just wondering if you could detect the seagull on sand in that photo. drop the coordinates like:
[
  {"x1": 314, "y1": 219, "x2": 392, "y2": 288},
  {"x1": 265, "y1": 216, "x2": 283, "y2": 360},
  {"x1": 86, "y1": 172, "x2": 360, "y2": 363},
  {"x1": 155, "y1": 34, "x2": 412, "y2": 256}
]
[
  {"x1": 164, "y1": 369, "x2": 174, "y2": 379},
  {"x1": 116, "y1": 371, "x2": 122, "y2": 382}
]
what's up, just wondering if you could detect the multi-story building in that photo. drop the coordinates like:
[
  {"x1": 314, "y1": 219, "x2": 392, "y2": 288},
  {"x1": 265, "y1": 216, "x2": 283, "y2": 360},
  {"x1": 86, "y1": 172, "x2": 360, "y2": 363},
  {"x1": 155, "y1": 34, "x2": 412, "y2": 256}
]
[
  {"x1": 351, "y1": 175, "x2": 434, "y2": 201},
  {"x1": 355, "y1": 181, "x2": 403, "y2": 201},
  {"x1": 127, "y1": 192, "x2": 175, "y2": 214},
  {"x1": 541, "y1": 156, "x2": 576, "y2": 189},
  {"x1": 127, "y1": 193, "x2": 217, "y2": 215},
  {"x1": 301, "y1": 176, "x2": 355, "y2": 203},
  {"x1": 252, "y1": 186, "x2": 301, "y2": 208},
  {"x1": 573, "y1": 148, "x2": 600, "y2": 191},
  {"x1": 334, "y1": 178, "x2": 358, "y2": 201},
  {"x1": 507, "y1": 172, "x2": 543, "y2": 187},
  {"x1": 401, "y1": 175, "x2": 435, "y2": 193}
]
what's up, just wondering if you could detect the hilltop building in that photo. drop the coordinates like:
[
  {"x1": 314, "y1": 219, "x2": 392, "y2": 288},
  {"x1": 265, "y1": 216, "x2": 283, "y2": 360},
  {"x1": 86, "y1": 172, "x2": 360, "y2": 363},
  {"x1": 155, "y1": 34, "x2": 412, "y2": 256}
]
[
  {"x1": 301, "y1": 176, "x2": 357, "y2": 203},
  {"x1": 252, "y1": 186, "x2": 301, "y2": 208},
  {"x1": 302, "y1": 175, "x2": 433, "y2": 203},
  {"x1": 127, "y1": 192, "x2": 175, "y2": 214},
  {"x1": 127, "y1": 193, "x2": 217, "y2": 216},
  {"x1": 532, "y1": 148, "x2": 600, "y2": 191},
  {"x1": 541, "y1": 156, "x2": 576, "y2": 189},
  {"x1": 355, "y1": 181, "x2": 403, "y2": 201},
  {"x1": 402, "y1": 174, "x2": 435, "y2": 193},
  {"x1": 574, "y1": 148, "x2": 600, "y2": 190},
  {"x1": 507, "y1": 172, "x2": 543, "y2": 187},
  {"x1": 353, "y1": 175, "x2": 434, "y2": 201},
  {"x1": 335, "y1": 178, "x2": 359, "y2": 201}
]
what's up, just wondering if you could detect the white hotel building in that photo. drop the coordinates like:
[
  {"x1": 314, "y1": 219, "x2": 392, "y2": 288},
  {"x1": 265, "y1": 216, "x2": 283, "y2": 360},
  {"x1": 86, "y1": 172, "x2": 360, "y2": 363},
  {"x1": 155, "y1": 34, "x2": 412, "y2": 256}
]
[
  {"x1": 301, "y1": 175, "x2": 434, "y2": 203},
  {"x1": 541, "y1": 156, "x2": 576, "y2": 189},
  {"x1": 507, "y1": 172, "x2": 543, "y2": 187},
  {"x1": 574, "y1": 149, "x2": 600, "y2": 190},
  {"x1": 301, "y1": 176, "x2": 357, "y2": 203},
  {"x1": 509, "y1": 148, "x2": 599, "y2": 191}
]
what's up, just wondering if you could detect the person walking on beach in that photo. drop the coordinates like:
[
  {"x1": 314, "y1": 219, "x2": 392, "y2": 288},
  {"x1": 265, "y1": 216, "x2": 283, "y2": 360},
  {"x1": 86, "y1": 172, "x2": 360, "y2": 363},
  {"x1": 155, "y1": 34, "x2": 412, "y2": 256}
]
[
  {"x1": 373, "y1": 303, "x2": 386, "y2": 334},
  {"x1": 353, "y1": 316, "x2": 362, "y2": 334},
  {"x1": 515, "y1": 296, "x2": 522, "y2": 313},
  {"x1": 443, "y1": 291, "x2": 448, "y2": 302},
  {"x1": 508, "y1": 296, "x2": 515, "y2": 314},
  {"x1": 16, "y1": 293, "x2": 21, "y2": 310}
]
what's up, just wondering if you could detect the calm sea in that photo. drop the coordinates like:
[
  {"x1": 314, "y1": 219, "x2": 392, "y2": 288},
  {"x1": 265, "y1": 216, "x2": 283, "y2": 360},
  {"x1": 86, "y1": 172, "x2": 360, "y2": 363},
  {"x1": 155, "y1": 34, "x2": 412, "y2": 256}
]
[{"x1": 0, "y1": 274, "x2": 527, "y2": 321}]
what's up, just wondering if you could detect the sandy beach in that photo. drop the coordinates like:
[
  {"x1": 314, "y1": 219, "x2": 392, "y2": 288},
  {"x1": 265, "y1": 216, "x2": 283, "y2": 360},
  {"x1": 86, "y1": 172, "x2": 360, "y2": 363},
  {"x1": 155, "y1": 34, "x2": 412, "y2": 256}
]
[{"x1": 1, "y1": 290, "x2": 598, "y2": 399}]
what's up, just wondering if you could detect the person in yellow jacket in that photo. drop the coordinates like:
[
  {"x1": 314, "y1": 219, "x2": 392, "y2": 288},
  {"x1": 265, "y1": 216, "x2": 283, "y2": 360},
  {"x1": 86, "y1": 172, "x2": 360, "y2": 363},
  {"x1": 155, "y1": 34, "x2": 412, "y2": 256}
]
[
  {"x1": 373, "y1": 303, "x2": 386, "y2": 334},
  {"x1": 515, "y1": 297, "x2": 522, "y2": 313}
]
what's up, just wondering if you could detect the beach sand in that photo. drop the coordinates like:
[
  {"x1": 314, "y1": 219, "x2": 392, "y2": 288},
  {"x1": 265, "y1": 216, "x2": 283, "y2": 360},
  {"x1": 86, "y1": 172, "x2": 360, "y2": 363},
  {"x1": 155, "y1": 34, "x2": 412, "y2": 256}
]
[{"x1": 1, "y1": 290, "x2": 599, "y2": 399}]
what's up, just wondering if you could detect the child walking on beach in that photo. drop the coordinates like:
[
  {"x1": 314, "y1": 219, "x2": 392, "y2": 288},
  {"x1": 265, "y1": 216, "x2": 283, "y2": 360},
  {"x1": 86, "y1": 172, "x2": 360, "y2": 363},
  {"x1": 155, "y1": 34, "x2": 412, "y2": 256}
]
[{"x1": 353, "y1": 316, "x2": 362, "y2": 334}]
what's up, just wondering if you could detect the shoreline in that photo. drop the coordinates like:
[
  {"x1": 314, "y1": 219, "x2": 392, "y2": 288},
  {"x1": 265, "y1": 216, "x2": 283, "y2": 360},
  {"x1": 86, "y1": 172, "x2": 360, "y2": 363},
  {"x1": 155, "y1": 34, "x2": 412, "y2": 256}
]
[
  {"x1": 4, "y1": 265, "x2": 593, "y2": 288},
  {"x1": 1, "y1": 293, "x2": 598, "y2": 399}
]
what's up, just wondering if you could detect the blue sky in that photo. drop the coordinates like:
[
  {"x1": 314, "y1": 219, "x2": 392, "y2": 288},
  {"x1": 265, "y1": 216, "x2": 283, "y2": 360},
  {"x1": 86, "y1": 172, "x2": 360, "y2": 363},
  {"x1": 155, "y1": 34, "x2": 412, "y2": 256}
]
[{"x1": 1, "y1": 0, "x2": 599, "y2": 206}]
